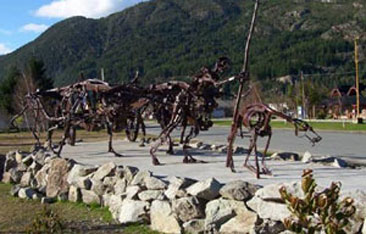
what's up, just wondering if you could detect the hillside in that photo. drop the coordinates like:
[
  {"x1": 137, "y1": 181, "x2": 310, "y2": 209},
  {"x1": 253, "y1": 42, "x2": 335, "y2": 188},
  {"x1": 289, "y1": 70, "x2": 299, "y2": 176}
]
[{"x1": 0, "y1": 0, "x2": 365, "y2": 87}]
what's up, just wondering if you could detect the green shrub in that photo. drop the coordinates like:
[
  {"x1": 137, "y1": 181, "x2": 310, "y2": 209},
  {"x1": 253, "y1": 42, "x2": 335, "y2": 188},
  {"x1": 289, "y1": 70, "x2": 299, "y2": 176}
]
[
  {"x1": 26, "y1": 206, "x2": 64, "y2": 234},
  {"x1": 279, "y1": 169, "x2": 356, "y2": 234}
]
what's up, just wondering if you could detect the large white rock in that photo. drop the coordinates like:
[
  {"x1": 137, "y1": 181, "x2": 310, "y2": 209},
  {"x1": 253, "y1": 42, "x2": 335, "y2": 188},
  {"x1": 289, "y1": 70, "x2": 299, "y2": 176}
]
[
  {"x1": 20, "y1": 172, "x2": 33, "y2": 187},
  {"x1": 138, "y1": 190, "x2": 165, "y2": 201},
  {"x1": 164, "y1": 176, "x2": 196, "y2": 200},
  {"x1": 219, "y1": 210, "x2": 257, "y2": 234},
  {"x1": 118, "y1": 199, "x2": 149, "y2": 224},
  {"x1": 124, "y1": 185, "x2": 142, "y2": 199},
  {"x1": 46, "y1": 158, "x2": 71, "y2": 197},
  {"x1": 34, "y1": 164, "x2": 50, "y2": 188},
  {"x1": 247, "y1": 182, "x2": 303, "y2": 221},
  {"x1": 204, "y1": 198, "x2": 251, "y2": 231},
  {"x1": 93, "y1": 162, "x2": 116, "y2": 181},
  {"x1": 68, "y1": 185, "x2": 81, "y2": 202},
  {"x1": 183, "y1": 219, "x2": 205, "y2": 234},
  {"x1": 80, "y1": 189, "x2": 101, "y2": 205},
  {"x1": 172, "y1": 196, "x2": 204, "y2": 222},
  {"x1": 130, "y1": 170, "x2": 151, "y2": 186},
  {"x1": 186, "y1": 178, "x2": 222, "y2": 200},
  {"x1": 104, "y1": 194, "x2": 124, "y2": 219},
  {"x1": 114, "y1": 178, "x2": 127, "y2": 195},
  {"x1": 219, "y1": 180, "x2": 260, "y2": 201},
  {"x1": 144, "y1": 176, "x2": 167, "y2": 190},
  {"x1": 302, "y1": 151, "x2": 313, "y2": 163},
  {"x1": 150, "y1": 200, "x2": 181, "y2": 234},
  {"x1": 18, "y1": 187, "x2": 37, "y2": 199}
]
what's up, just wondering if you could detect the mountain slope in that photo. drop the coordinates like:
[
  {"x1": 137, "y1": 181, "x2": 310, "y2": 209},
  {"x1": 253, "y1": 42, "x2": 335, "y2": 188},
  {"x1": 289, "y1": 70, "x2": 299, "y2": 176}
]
[{"x1": 0, "y1": 0, "x2": 365, "y2": 87}]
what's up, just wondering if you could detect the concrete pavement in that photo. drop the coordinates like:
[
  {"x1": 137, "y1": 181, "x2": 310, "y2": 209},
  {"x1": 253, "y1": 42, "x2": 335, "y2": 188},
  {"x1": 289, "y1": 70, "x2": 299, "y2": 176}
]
[{"x1": 62, "y1": 137, "x2": 366, "y2": 192}]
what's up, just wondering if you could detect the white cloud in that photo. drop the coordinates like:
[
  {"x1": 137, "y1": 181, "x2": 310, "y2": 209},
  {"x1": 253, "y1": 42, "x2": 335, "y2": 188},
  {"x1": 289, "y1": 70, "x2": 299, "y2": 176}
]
[
  {"x1": 0, "y1": 43, "x2": 12, "y2": 55},
  {"x1": 20, "y1": 23, "x2": 49, "y2": 33},
  {"x1": 35, "y1": 0, "x2": 146, "y2": 19}
]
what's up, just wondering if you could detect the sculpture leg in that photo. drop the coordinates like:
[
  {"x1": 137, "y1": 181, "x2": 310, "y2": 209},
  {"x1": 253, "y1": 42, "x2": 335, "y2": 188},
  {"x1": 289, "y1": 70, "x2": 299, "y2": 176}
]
[
  {"x1": 138, "y1": 115, "x2": 146, "y2": 147},
  {"x1": 243, "y1": 133, "x2": 257, "y2": 174},
  {"x1": 56, "y1": 121, "x2": 71, "y2": 157},
  {"x1": 253, "y1": 140, "x2": 260, "y2": 179},
  {"x1": 150, "y1": 120, "x2": 179, "y2": 165},
  {"x1": 166, "y1": 134, "x2": 174, "y2": 155},
  {"x1": 46, "y1": 124, "x2": 58, "y2": 153},
  {"x1": 182, "y1": 126, "x2": 204, "y2": 163},
  {"x1": 107, "y1": 122, "x2": 123, "y2": 157},
  {"x1": 261, "y1": 133, "x2": 272, "y2": 175}
]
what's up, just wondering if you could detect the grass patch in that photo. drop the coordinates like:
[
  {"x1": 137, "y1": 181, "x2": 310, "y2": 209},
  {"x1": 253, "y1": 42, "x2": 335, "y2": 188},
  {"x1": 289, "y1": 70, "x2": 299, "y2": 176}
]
[
  {"x1": 213, "y1": 120, "x2": 366, "y2": 132},
  {"x1": 0, "y1": 183, "x2": 159, "y2": 233}
]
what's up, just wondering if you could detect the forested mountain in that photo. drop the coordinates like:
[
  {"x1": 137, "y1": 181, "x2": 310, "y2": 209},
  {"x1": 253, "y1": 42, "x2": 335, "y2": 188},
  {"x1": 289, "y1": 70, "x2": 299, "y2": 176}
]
[{"x1": 0, "y1": 0, "x2": 365, "y2": 88}]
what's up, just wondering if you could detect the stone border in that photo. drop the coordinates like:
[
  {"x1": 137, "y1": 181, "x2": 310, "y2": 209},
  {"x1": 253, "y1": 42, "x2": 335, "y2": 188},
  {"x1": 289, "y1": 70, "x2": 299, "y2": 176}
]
[{"x1": 2, "y1": 149, "x2": 365, "y2": 233}]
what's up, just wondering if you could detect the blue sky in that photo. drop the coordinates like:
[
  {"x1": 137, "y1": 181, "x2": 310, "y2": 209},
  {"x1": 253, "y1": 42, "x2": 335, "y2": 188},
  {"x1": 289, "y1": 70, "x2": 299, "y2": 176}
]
[{"x1": 0, "y1": 0, "x2": 146, "y2": 55}]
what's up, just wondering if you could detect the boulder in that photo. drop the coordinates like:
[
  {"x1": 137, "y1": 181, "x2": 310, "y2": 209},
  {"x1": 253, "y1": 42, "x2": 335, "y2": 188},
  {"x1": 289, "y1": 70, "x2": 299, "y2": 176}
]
[
  {"x1": 9, "y1": 168, "x2": 23, "y2": 183},
  {"x1": 28, "y1": 161, "x2": 42, "y2": 174},
  {"x1": 18, "y1": 187, "x2": 37, "y2": 199},
  {"x1": 2, "y1": 172, "x2": 12, "y2": 183},
  {"x1": 254, "y1": 219, "x2": 285, "y2": 234},
  {"x1": 172, "y1": 196, "x2": 204, "y2": 222},
  {"x1": 10, "y1": 185, "x2": 21, "y2": 197},
  {"x1": 145, "y1": 176, "x2": 167, "y2": 190},
  {"x1": 114, "y1": 178, "x2": 127, "y2": 195},
  {"x1": 15, "y1": 151, "x2": 26, "y2": 163},
  {"x1": 138, "y1": 190, "x2": 165, "y2": 201},
  {"x1": 4, "y1": 151, "x2": 17, "y2": 171},
  {"x1": 91, "y1": 179, "x2": 107, "y2": 196},
  {"x1": 165, "y1": 176, "x2": 197, "y2": 200},
  {"x1": 22, "y1": 155, "x2": 33, "y2": 167},
  {"x1": 103, "y1": 176, "x2": 117, "y2": 188},
  {"x1": 271, "y1": 152, "x2": 299, "y2": 161},
  {"x1": 34, "y1": 164, "x2": 50, "y2": 189},
  {"x1": 331, "y1": 158, "x2": 348, "y2": 168},
  {"x1": 20, "y1": 172, "x2": 33, "y2": 187},
  {"x1": 302, "y1": 151, "x2": 313, "y2": 163},
  {"x1": 183, "y1": 219, "x2": 205, "y2": 234},
  {"x1": 119, "y1": 166, "x2": 139, "y2": 184},
  {"x1": 124, "y1": 185, "x2": 142, "y2": 199},
  {"x1": 76, "y1": 177, "x2": 92, "y2": 190},
  {"x1": 68, "y1": 185, "x2": 81, "y2": 202},
  {"x1": 205, "y1": 198, "x2": 251, "y2": 231},
  {"x1": 150, "y1": 200, "x2": 181, "y2": 234},
  {"x1": 219, "y1": 180, "x2": 260, "y2": 201},
  {"x1": 219, "y1": 209, "x2": 257, "y2": 234},
  {"x1": 33, "y1": 150, "x2": 48, "y2": 165},
  {"x1": 247, "y1": 182, "x2": 303, "y2": 221},
  {"x1": 341, "y1": 190, "x2": 366, "y2": 233},
  {"x1": 93, "y1": 162, "x2": 116, "y2": 181},
  {"x1": 186, "y1": 178, "x2": 222, "y2": 200},
  {"x1": 118, "y1": 199, "x2": 149, "y2": 224},
  {"x1": 198, "y1": 144, "x2": 211, "y2": 150},
  {"x1": 104, "y1": 194, "x2": 124, "y2": 219},
  {"x1": 80, "y1": 189, "x2": 101, "y2": 205},
  {"x1": 131, "y1": 170, "x2": 151, "y2": 186},
  {"x1": 46, "y1": 158, "x2": 71, "y2": 197}
]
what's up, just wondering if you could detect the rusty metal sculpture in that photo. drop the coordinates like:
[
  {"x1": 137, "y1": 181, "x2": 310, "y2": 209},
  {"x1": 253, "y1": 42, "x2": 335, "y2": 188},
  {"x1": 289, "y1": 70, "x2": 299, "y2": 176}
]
[
  {"x1": 227, "y1": 102, "x2": 322, "y2": 178},
  {"x1": 11, "y1": 77, "x2": 148, "y2": 156},
  {"x1": 148, "y1": 57, "x2": 234, "y2": 165}
]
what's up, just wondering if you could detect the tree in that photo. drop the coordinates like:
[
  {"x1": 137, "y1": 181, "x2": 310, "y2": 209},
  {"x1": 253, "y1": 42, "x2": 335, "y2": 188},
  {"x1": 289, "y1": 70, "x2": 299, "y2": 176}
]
[
  {"x1": 0, "y1": 66, "x2": 20, "y2": 114},
  {"x1": 27, "y1": 57, "x2": 53, "y2": 91}
]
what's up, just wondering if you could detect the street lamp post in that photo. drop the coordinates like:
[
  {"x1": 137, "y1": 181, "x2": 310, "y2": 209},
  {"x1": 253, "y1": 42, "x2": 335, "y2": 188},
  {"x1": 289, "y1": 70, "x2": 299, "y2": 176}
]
[{"x1": 354, "y1": 36, "x2": 360, "y2": 121}]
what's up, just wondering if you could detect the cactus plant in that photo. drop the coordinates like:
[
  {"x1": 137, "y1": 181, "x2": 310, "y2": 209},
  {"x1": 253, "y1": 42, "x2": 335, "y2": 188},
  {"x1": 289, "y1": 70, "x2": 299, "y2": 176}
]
[{"x1": 279, "y1": 169, "x2": 356, "y2": 234}]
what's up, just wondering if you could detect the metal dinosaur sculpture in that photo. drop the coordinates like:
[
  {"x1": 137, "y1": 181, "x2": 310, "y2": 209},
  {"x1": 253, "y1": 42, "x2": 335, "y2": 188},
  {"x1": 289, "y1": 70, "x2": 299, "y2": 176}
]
[
  {"x1": 148, "y1": 57, "x2": 236, "y2": 165},
  {"x1": 226, "y1": 102, "x2": 322, "y2": 178}
]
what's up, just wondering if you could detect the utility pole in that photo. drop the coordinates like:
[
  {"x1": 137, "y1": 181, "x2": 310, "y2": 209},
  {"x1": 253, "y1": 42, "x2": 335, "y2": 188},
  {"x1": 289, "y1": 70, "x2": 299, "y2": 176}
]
[
  {"x1": 101, "y1": 68, "x2": 105, "y2": 81},
  {"x1": 300, "y1": 71, "x2": 306, "y2": 119},
  {"x1": 354, "y1": 36, "x2": 360, "y2": 119}
]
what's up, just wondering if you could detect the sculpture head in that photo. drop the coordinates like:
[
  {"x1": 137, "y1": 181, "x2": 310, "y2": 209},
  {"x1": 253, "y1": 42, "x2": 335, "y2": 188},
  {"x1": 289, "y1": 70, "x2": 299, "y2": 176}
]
[{"x1": 293, "y1": 119, "x2": 322, "y2": 146}]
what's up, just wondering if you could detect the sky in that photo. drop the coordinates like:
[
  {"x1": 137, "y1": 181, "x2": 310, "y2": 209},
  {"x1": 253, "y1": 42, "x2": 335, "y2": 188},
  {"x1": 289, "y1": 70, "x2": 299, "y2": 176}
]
[{"x1": 0, "y1": 0, "x2": 146, "y2": 55}]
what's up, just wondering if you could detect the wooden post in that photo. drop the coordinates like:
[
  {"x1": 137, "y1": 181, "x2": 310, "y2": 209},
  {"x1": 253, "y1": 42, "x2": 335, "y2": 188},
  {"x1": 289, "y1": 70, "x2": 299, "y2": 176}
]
[{"x1": 226, "y1": 0, "x2": 260, "y2": 168}]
